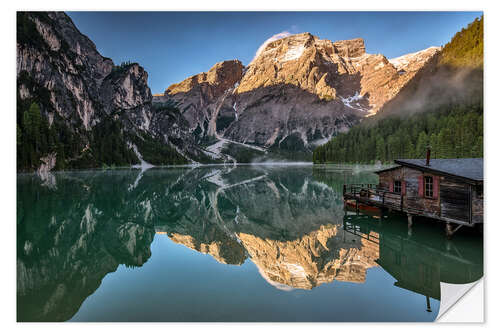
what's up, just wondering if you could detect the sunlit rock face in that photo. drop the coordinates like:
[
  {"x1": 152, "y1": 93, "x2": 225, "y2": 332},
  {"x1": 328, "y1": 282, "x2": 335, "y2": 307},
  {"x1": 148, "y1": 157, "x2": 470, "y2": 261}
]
[
  {"x1": 155, "y1": 60, "x2": 244, "y2": 139},
  {"x1": 389, "y1": 47, "x2": 442, "y2": 74},
  {"x1": 155, "y1": 33, "x2": 439, "y2": 153},
  {"x1": 238, "y1": 226, "x2": 379, "y2": 290},
  {"x1": 236, "y1": 33, "x2": 438, "y2": 117},
  {"x1": 169, "y1": 233, "x2": 246, "y2": 265},
  {"x1": 17, "y1": 12, "x2": 443, "y2": 163},
  {"x1": 162, "y1": 167, "x2": 379, "y2": 289}
]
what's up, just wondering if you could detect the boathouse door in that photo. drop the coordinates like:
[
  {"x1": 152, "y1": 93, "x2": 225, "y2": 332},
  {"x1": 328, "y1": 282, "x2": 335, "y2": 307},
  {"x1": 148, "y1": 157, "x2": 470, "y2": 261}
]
[{"x1": 440, "y1": 181, "x2": 471, "y2": 224}]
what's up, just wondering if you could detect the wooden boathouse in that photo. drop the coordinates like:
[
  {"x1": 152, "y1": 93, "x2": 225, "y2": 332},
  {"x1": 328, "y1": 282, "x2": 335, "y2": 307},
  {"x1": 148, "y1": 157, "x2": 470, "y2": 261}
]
[{"x1": 343, "y1": 156, "x2": 483, "y2": 237}]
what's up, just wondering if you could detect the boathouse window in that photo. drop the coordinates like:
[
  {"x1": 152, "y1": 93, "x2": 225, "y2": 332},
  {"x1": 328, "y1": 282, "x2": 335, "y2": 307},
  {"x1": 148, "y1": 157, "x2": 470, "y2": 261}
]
[
  {"x1": 424, "y1": 176, "x2": 433, "y2": 198},
  {"x1": 393, "y1": 180, "x2": 402, "y2": 193}
]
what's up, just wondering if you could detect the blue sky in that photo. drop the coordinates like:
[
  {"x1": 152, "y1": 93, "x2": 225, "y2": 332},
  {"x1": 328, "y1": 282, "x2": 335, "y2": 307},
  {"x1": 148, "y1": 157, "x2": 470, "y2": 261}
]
[{"x1": 67, "y1": 11, "x2": 482, "y2": 94}]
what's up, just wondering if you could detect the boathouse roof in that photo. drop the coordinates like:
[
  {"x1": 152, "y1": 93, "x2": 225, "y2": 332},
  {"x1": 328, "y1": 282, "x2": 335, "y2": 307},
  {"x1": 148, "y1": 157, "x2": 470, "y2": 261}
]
[{"x1": 377, "y1": 158, "x2": 483, "y2": 184}]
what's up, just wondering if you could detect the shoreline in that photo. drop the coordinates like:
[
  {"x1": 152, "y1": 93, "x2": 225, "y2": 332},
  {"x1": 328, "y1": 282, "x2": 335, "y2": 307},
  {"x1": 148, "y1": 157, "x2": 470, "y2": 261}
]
[{"x1": 16, "y1": 162, "x2": 401, "y2": 176}]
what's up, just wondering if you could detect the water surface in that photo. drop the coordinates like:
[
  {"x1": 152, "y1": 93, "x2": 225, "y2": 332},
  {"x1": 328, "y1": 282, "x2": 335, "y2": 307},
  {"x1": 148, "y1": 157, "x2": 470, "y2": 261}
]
[{"x1": 17, "y1": 165, "x2": 483, "y2": 322}]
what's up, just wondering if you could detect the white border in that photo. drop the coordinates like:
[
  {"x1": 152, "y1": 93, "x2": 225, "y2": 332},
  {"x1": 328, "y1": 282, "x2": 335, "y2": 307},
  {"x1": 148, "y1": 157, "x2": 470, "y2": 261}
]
[
  {"x1": 438, "y1": 279, "x2": 484, "y2": 322},
  {"x1": 2, "y1": 0, "x2": 499, "y2": 331}
]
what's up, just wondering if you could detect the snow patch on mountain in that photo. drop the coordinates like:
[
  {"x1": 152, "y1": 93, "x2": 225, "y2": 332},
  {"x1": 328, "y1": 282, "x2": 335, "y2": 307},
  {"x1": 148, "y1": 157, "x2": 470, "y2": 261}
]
[
  {"x1": 252, "y1": 31, "x2": 291, "y2": 63},
  {"x1": 233, "y1": 102, "x2": 238, "y2": 120},
  {"x1": 341, "y1": 92, "x2": 364, "y2": 110},
  {"x1": 282, "y1": 45, "x2": 305, "y2": 62},
  {"x1": 389, "y1": 46, "x2": 441, "y2": 71}
]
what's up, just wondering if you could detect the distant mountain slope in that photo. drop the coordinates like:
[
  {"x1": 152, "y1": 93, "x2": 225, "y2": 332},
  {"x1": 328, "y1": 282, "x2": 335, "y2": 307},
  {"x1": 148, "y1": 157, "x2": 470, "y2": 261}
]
[
  {"x1": 375, "y1": 16, "x2": 483, "y2": 118},
  {"x1": 313, "y1": 16, "x2": 483, "y2": 164},
  {"x1": 155, "y1": 33, "x2": 439, "y2": 159}
]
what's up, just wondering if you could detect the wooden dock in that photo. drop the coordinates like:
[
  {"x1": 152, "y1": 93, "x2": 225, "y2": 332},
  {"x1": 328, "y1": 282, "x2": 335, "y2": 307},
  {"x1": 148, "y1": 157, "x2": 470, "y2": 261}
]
[
  {"x1": 343, "y1": 158, "x2": 483, "y2": 238},
  {"x1": 343, "y1": 183, "x2": 475, "y2": 238}
]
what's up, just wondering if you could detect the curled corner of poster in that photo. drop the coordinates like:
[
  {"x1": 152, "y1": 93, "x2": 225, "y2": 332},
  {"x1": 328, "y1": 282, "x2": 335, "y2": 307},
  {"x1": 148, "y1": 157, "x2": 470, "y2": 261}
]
[{"x1": 436, "y1": 278, "x2": 484, "y2": 322}]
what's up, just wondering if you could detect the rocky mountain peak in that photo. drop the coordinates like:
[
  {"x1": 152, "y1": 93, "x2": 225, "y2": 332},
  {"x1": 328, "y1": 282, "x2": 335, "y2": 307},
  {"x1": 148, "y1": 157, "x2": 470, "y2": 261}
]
[
  {"x1": 100, "y1": 63, "x2": 152, "y2": 114},
  {"x1": 333, "y1": 37, "x2": 366, "y2": 57},
  {"x1": 156, "y1": 32, "x2": 441, "y2": 154},
  {"x1": 235, "y1": 34, "x2": 372, "y2": 100},
  {"x1": 17, "y1": 11, "x2": 194, "y2": 171},
  {"x1": 236, "y1": 33, "x2": 344, "y2": 96},
  {"x1": 165, "y1": 59, "x2": 244, "y2": 96}
]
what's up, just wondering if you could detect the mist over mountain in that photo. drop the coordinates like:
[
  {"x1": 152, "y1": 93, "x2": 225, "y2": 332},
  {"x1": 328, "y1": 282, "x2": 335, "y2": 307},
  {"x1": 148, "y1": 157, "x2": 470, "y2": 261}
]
[
  {"x1": 313, "y1": 16, "x2": 483, "y2": 164},
  {"x1": 376, "y1": 16, "x2": 483, "y2": 118}
]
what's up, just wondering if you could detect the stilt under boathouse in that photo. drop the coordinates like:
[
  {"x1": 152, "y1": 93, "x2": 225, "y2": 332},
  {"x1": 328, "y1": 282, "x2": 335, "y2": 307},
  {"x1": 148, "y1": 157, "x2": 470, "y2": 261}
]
[{"x1": 343, "y1": 154, "x2": 483, "y2": 238}]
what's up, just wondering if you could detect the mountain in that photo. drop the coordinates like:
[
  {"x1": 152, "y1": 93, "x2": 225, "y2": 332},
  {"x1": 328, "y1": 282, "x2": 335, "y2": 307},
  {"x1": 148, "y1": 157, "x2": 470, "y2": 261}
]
[
  {"x1": 154, "y1": 33, "x2": 439, "y2": 160},
  {"x1": 389, "y1": 46, "x2": 442, "y2": 73},
  {"x1": 313, "y1": 16, "x2": 483, "y2": 164},
  {"x1": 376, "y1": 16, "x2": 483, "y2": 117},
  {"x1": 16, "y1": 12, "x2": 213, "y2": 172},
  {"x1": 16, "y1": 12, "x2": 453, "y2": 169}
]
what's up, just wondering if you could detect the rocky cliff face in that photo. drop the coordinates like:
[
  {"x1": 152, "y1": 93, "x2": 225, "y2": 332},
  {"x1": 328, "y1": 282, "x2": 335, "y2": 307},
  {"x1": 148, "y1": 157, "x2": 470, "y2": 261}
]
[
  {"x1": 17, "y1": 12, "x2": 447, "y2": 166},
  {"x1": 155, "y1": 33, "x2": 439, "y2": 157},
  {"x1": 16, "y1": 12, "x2": 201, "y2": 171},
  {"x1": 389, "y1": 46, "x2": 441, "y2": 74},
  {"x1": 155, "y1": 60, "x2": 244, "y2": 140},
  {"x1": 17, "y1": 12, "x2": 113, "y2": 130}
]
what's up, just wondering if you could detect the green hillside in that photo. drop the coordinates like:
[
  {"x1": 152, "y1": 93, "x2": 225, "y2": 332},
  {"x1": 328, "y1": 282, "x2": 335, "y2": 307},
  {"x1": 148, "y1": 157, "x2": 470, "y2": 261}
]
[
  {"x1": 313, "y1": 103, "x2": 482, "y2": 164},
  {"x1": 440, "y1": 16, "x2": 483, "y2": 68}
]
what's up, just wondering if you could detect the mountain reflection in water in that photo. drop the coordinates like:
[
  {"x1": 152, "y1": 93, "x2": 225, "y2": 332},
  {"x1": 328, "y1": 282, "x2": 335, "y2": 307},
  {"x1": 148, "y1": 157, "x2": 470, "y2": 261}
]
[{"x1": 17, "y1": 165, "x2": 483, "y2": 322}]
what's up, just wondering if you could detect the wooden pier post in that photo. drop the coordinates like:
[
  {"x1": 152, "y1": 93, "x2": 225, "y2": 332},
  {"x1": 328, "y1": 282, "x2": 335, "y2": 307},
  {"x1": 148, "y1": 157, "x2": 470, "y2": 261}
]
[
  {"x1": 407, "y1": 214, "x2": 413, "y2": 236},
  {"x1": 445, "y1": 223, "x2": 463, "y2": 239},
  {"x1": 446, "y1": 223, "x2": 453, "y2": 239},
  {"x1": 426, "y1": 296, "x2": 432, "y2": 312},
  {"x1": 407, "y1": 214, "x2": 413, "y2": 228}
]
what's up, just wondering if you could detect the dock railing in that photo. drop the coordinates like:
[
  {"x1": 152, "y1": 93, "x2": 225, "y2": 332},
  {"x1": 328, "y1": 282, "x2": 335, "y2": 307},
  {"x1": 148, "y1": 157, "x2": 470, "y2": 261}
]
[{"x1": 343, "y1": 183, "x2": 403, "y2": 211}]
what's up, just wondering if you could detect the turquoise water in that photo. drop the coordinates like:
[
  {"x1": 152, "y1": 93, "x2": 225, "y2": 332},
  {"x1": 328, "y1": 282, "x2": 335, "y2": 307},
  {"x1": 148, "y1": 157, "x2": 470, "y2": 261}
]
[{"x1": 17, "y1": 165, "x2": 483, "y2": 322}]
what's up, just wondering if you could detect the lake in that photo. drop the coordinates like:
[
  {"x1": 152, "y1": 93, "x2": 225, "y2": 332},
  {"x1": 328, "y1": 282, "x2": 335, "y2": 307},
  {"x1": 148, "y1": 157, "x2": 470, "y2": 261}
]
[{"x1": 16, "y1": 165, "x2": 483, "y2": 322}]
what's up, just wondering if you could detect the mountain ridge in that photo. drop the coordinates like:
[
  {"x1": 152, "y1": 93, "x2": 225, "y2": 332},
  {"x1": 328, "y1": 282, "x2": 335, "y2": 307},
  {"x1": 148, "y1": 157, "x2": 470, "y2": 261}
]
[
  {"x1": 17, "y1": 12, "x2": 216, "y2": 172},
  {"x1": 16, "y1": 12, "x2": 479, "y2": 170},
  {"x1": 154, "y1": 32, "x2": 440, "y2": 159}
]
